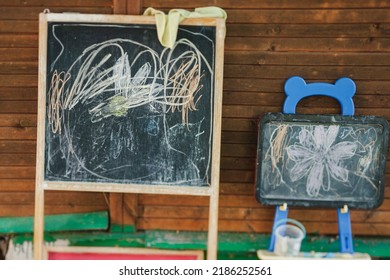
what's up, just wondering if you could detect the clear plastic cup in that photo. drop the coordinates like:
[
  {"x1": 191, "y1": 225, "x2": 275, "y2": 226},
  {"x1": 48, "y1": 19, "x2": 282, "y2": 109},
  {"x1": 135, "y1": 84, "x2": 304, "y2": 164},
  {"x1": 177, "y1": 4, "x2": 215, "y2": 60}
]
[{"x1": 274, "y1": 219, "x2": 306, "y2": 256}]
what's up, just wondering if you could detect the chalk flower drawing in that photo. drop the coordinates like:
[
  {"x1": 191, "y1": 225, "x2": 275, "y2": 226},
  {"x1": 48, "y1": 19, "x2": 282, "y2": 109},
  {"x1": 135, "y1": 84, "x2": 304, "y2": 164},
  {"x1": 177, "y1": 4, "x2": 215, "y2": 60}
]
[{"x1": 286, "y1": 126, "x2": 358, "y2": 197}]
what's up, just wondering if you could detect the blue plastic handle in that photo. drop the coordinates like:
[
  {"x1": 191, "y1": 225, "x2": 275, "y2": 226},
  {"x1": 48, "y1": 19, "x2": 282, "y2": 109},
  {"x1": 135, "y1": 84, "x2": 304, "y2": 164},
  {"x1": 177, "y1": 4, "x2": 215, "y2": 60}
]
[{"x1": 283, "y1": 76, "x2": 356, "y2": 116}]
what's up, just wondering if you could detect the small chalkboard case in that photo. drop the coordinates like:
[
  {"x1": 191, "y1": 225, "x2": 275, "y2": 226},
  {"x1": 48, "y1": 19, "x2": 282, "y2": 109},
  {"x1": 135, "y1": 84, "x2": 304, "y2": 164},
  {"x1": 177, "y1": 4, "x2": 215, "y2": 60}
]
[{"x1": 256, "y1": 113, "x2": 389, "y2": 209}]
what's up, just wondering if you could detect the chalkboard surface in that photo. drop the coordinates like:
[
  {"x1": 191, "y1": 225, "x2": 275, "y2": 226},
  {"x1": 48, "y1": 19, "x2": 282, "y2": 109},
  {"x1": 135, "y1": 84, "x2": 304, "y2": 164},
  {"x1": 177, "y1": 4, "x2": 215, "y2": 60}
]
[
  {"x1": 256, "y1": 113, "x2": 389, "y2": 209},
  {"x1": 44, "y1": 21, "x2": 216, "y2": 187}
]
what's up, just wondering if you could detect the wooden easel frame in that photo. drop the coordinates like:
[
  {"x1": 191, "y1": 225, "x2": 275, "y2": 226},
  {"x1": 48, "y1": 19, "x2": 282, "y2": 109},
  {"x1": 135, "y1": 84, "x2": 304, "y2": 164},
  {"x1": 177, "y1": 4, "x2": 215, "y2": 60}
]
[{"x1": 34, "y1": 12, "x2": 225, "y2": 260}]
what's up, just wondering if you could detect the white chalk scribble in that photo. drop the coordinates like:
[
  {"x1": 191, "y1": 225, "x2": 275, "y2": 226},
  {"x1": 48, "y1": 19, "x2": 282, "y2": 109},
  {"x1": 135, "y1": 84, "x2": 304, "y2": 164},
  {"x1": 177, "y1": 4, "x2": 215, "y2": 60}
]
[
  {"x1": 49, "y1": 38, "x2": 208, "y2": 131},
  {"x1": 45, "y1": 23, "x2": 215, "y2": 186}
]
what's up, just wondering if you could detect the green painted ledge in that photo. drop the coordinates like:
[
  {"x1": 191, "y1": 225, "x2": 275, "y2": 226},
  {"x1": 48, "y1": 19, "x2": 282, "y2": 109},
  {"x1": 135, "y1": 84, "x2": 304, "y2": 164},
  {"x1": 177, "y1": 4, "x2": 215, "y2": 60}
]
[
  {"x1": 110, "y1": 224, "x2": 136, "y2": 233},
  {"x1": 7, "y1": 230, "x2": 390, "y2": 259},
  {"x1": 0, "y1": 212, "x2": 108, "y2": 234},
  {"x1": 146, "y1": 231, "x2": 390, "y2": 259},
  {"x1": 1, "y1": 212, "x2": 389, "y2": 259}
]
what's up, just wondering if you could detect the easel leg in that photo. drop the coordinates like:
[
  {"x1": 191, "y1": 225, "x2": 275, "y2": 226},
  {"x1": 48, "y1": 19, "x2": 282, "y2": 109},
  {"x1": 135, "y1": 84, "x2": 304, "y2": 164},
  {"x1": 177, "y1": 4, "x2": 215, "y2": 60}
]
[
  {"x1": 207, "y1": 191, "x2": 219, "y2": 260},
  {"x1": 337, "y1": 205, "x2": 354, "y2": 254},
  {"x1": 33, "y1": 186, "x2": 45, "y2": 259}
]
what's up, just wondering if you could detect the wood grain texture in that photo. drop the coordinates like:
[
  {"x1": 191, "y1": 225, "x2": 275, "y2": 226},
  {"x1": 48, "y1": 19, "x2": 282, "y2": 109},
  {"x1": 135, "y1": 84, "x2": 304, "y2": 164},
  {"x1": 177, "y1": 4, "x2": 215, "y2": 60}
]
[
  {"x1": 0, "y1": 7, "x2": 112, "y2": 20},
  {"x1": 127, "y1": 0, "x2": 142, "y2": 15},
  {"x1": 109, "y1": 193, "x2": 124, "y2": 228},
  {"x1": 139, "y1": 206, "x2": 390, "y2": 224},
  {"x1": 225, "y1": 52, "x2": 390, "y2": 66},
  {"x1": 143, "y1": 0, "x2": 390, "y2": 9},
  {"x1": 123, "y1": 194, "x2": 138, "y2": 226},
  {"x1": 137, "y1": 218, "x2": 390, "y2": 236},
  {"x1": 113, "y1": 0, "x2": 127, "y2": 14},
  {"x1": 0, "y1": 205, "x2": 107, "y2": 216},
  {"x1": 225, "y1": 9, "x2": 390, "y2": 24},
  {"x1": 1, "y1": 0, "x2": 390, "y2": 240},
  {"x1": 226, "y1": 23, "x2": 390, "y2": 38},
  {"x1": 1, "y1": 0, "x2": 112, "y2": 7},
  {"x1": 0, "y1": 0, "x2": 116, "y2": 258},
  {"x1": 109, "y1": 193, "x2": 138, "y2": 231}
]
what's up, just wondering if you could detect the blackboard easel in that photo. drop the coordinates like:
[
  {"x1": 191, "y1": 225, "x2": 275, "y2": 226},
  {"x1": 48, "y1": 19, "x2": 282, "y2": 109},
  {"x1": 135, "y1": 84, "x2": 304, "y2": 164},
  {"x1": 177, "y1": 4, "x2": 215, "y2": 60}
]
[
  {"x1": 34, "y1": 12, "x2": 225, "y2": 260},
  {"x1": 256, "y1": 76, "x2": 388, "y2": 258}
]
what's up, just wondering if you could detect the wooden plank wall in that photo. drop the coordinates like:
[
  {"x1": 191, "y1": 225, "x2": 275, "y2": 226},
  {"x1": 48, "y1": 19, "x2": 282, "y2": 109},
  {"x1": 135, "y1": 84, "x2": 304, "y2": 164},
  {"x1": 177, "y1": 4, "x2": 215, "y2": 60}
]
[
  {"x1": 135, "y1": 0, "x2": 390, "y2": 236},
  {"x1": 0, "y1": 1, "x2": 114, "y2": 217},
  {"x1": 1, "y1": 0, "x2": 390, "y2": 238}
]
